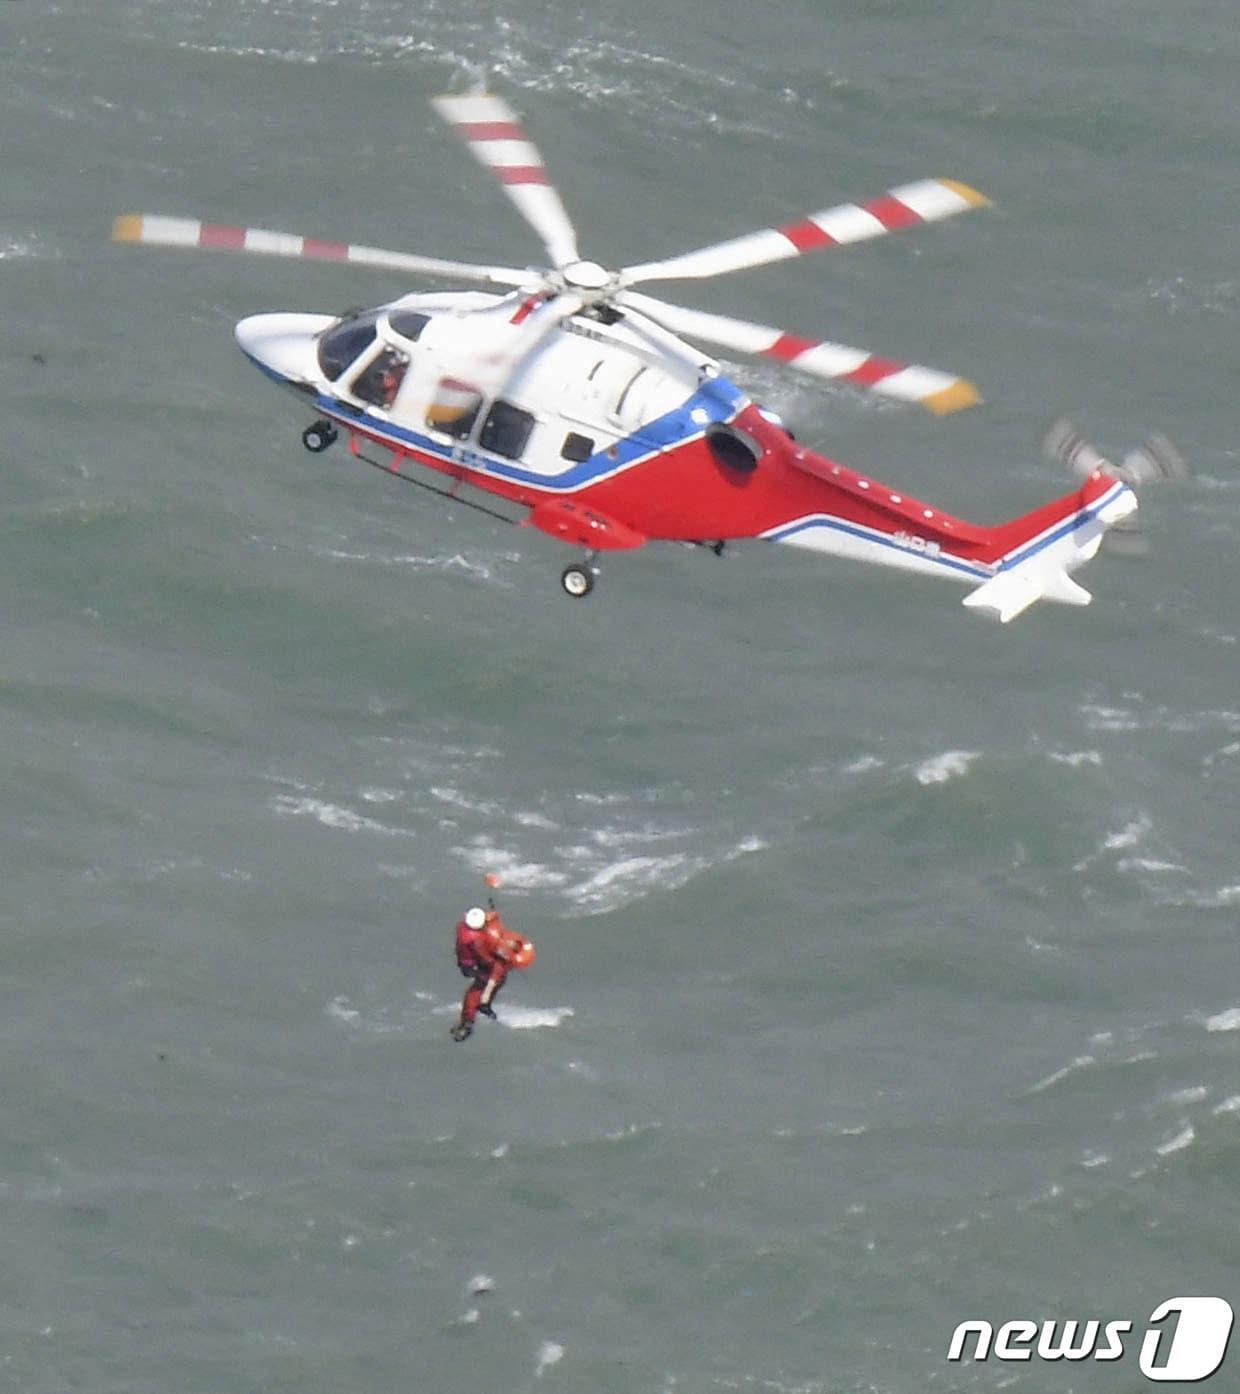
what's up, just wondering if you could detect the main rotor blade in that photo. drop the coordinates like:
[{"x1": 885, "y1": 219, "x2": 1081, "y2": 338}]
[
  {"x1": 619, "y1": 291, "x2": 980, "y2": 415},
  {"x1": 112, "y1": 214, "x2": 532, "y2": 287},
  {"x1": 431, "y1": 93, "x2": 580, "y2": 270},
  {"x1": 470, "y1": 290, "x2": 585, "y2": 392},
  {"x1": 620, "y1": 179, "x2": 990, "y2": 286}
]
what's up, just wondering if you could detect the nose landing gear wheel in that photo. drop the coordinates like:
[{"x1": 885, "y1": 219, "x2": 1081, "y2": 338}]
[
  {"x1": 302, "y1": 420, "x2": 338, "y2": 453},
  {"x1": 560, "y1": 563, "x2": 596, "y2": 598}
]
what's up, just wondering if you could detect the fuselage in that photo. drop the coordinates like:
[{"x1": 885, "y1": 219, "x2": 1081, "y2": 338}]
[{"x1": 234, "y1": 290, "x2": 1136, "y2": 605}]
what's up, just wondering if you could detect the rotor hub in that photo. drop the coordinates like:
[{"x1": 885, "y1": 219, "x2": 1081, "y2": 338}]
[{"x1": 561, "y1": 259, "x2": 611, "y2": 293}]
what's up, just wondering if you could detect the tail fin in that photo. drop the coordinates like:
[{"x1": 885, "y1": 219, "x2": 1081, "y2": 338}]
[{"x1": 963, "y1": 473, "x2": 1137, "y2": 623}]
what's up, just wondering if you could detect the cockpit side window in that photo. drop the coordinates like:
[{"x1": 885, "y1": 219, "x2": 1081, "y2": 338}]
[
  {"x1": 388, "y1": 311, "x2": 430, "y2": 342},
  {"x1": 352, "y1": 347, "x2": 410, "y2": 409},
  {"x1": 317, "y1": 310, "x2": 380, "y2": 381},
  {"x1": 479, "y1": 399, "x2": 536, "y2": 461}
]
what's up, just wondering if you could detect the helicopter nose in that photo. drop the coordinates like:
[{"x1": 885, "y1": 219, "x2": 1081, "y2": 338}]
[{"x1": 235, "y1": 312, "x2": 335, "y2": 385}]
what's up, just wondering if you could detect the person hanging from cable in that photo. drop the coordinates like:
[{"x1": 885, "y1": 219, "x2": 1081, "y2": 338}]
[{"x1": 451, "y1": 875, "x2": 535, "y2": 1042}]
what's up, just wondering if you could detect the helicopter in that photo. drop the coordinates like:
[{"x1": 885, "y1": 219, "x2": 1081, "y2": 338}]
[{"x1": 114, "y1": 90, "x2": 1140, "y2": 622}]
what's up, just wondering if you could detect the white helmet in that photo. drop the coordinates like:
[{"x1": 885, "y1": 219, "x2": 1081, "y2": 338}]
[{"x1": 464, "y1": 906, "x2": 486, "y2": 930}]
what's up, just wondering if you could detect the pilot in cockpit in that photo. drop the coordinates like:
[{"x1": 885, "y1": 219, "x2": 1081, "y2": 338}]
[{"x1": 355, "y1": 347, "x2": 408, "y2": 409}]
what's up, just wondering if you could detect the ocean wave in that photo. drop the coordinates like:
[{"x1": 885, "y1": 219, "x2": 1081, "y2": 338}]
[
  {"x1": 325, "y1": 995, "x2": 418, "y2": 1035},
  {"x1": 317, "y1": 546, "x2": 511, "y2": 584},
  {"x1": 1104, "y1": 816, "x2": 1152, "y2": 852},
  {"x1": 501, "y1": 1006, "x2": 573, "y2": 1030},
  {"x1": 0, "y1": 236, "x2": 46, "y2": 260},
  {"x1": 1080, "y1": 701, "x2": 1240, "y2": 736},
  {"x1": 913, "y1": 750, "x2": 980, "y2": 785},
  {"x1": 534, "y1": 1340, "x2": 564, "y2": 1378},
  {"x1": 430, "y1": 785, "x2": 504, "y2": 818},
  {"x1": 1204, "y1": 740, "x2": 1240, "y2": 768},
  {"x1": 1079, "y1": 703, "x2": 1141, "y2": 732},
  {"x1": 1174, "y1": 884, "x2": 1240, "y2": 910},
  {"x1": 1142, "y1": 273, "x2": 1240, "y2": 317},
  {"x1": 271, "y1": 795, "x2": 409, "y2": 836},
  {"x1": 1047, "y1": 749, "x2": 1103, "y2": 768},
  {"x1": 1115, "y1": 856, "x2": 1188, "y2": 874},
  {"x1": 564, "y1": 835, "x2": 766, "y2": 915},
  {"x1": 1163, "y1": 1086, "x2": 1210, "y2": 1107},
  {"x1": 1154, "y1": 1123, "x2": 1195, "y2": 1157},
  {"x1": 359, "y1": 787, "x2": 402, "y2": 805},
  {"x1": 174, "y1": 40, "x2": 320, "y2": 65},
  {"x1": 1027, "y1": 1053, "x2": 1096, "y2": 1095},
  {"x1": 1205, "y1": 1006, "x2": 1240, "y2": 1032},
  {"x1": 1072, "y1": 813, "x2": 1157, "y2": 872},
  {"x1": 456, "y1": 844, "x2": 570, "y2": 889}
]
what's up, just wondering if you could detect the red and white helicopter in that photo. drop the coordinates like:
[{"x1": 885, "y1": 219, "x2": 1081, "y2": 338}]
[{"x1": 115, "y1": 91, "x2": 1141, "y2": 622}]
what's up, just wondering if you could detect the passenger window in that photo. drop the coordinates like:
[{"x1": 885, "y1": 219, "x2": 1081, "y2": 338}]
[
  {"x1": 561, "y1": 431, "x2": 594, "y2": 463},
  {"x1": 479, "y1": 400, "x2": 536, "y2": 460},
  {"x1": 426, "y1": 379, "x2": 483, "y2": 439},
  {"x1": 352, "y1": 347, "x2": 409, "y2": 409}
]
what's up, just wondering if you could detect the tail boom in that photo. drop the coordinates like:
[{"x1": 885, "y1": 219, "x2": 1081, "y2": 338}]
[{"x1": 765, "y1": 447, "x2": 1137, "y2": 622}]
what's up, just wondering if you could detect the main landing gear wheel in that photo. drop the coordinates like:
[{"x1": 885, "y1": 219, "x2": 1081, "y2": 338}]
[
  {"x1": 302, "y1": 420, "x2": 337, "y2": 453},
  {"x1": 560, "y1": 563, "x2": 596, "y2": 598}
]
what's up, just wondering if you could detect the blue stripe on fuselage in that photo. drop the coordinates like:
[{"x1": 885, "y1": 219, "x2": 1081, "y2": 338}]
[{"x1": 246, "y1": 348, "x2": 746, "y2": 492}]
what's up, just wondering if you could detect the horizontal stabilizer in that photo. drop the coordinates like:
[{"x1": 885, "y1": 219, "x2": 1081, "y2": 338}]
[
  {"x1": 962, "y1": 477, "x2": 1137, "y2": 623},
  {"x1": 963, "y1": 568, "x2": 1092, "y2": 623}
]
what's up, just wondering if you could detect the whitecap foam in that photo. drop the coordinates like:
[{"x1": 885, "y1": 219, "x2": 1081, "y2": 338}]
[
  {"x1": 500, "y1": 1006, "x2": 574, "y2": 1030},
  {"x1": 1212, "y1": 1096, "x2": 1240, "y2": 1116},
  {"x1": 457, "y1": 845, "x2": 569, "y2": 889},
  {"x1": 1028, "y1": 1054, "x2": 1095, "y2": 1094},
  {"x1": 1205, "y1": 1006, "x2": 1240, "y2": 1032},
  {"x1": 1, "y1": 237, "x2": 43, "y2": 260},
  {"x1": 326, "y1": 997, "x2": 408, "y2": 1035},
  {"x1": 359, "y1": 787, "x2": 402, "y2": 805},
  {"x1": 1183, "y1": 885, "x2": 1240, "y2": 910},
  {"x1": 535, "y1": 1341, "x2": 564, "y2": 1378},
  {"x1": 1048, "y1": 749, "x2": 1103, "y2": 768},
  {"x1": 1165, "y1": 1086, "x2": 1210, "y2": 1106},
  {"x1": 1079, "y1": 703, "x2": 1140, "y2": 732},
  {"x1": 563, "y1": 835, "x2": 765, "y2": 915},
  {"x1": 914, "y1": 750, "x2": 979, "y2": 785},
  {"x1": 844, "y1": 755, "x2": 884, "y2": 774},
  {"x1": 1073, "y1": 814, "x2": 1156, "y2": 872},
  {"x1": 1155, "y1": 1124, "x2": 1195, "y2": 1156},
  {"x1": 327, "y1": 996, "x2": 361, "y2": 1025},
  {"x1": 430, "y1": 786, "x2": 503, "y2": 817},
  {"x1": 271, "y1": 795, "x2": 406, "y2": 836},
  {"x1": 175, "y1": 39, "x2": 320, "y2": 64},
  {"x1": 591, "y1": 822, "x2": 695, "y2": 849},
  {"x1": 567, "y1": 852, "x2": 694, "y2": 912},
  {"x1": 1204, "y1": 741, "x2": 1240, "y2": 768},
  {"x1": 1103, "y1": 815, "x2": 1153, "y2": 851}
]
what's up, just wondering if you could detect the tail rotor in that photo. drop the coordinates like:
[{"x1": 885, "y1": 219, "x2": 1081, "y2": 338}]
[{"x1": 1042, "y1": 418, "x2": 1188, "y2": 556}]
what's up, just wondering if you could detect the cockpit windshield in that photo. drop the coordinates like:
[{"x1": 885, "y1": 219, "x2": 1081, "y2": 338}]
[{"x1": 317, "y1": 310, "x2": 379, "y2": 381}]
